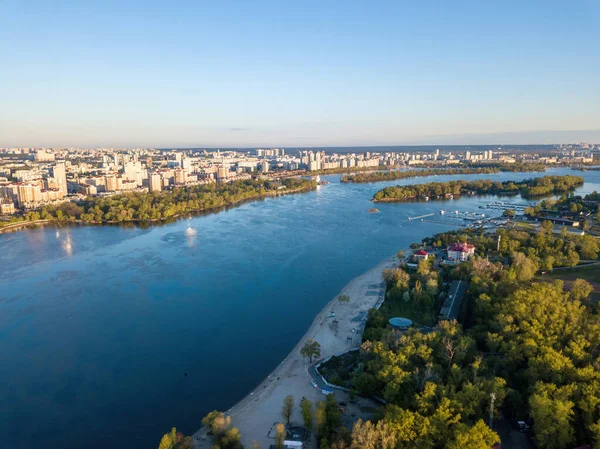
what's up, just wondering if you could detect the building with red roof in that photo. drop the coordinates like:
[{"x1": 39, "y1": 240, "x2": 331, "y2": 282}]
[
  {"x1": 447, "y1": 243, "x2": 476, "y2": 261},
  {"x1": 413, "y1": 249, "x2": 429, "y2": 260}
]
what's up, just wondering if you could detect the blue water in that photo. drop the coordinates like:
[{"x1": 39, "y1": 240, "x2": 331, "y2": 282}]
[{"x1": 0, "y1": 168, "x2": 598, "y2": 449}]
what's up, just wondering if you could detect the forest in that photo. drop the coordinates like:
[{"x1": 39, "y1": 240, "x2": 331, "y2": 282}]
[
  {"x1": 320, "y1": 223, "x2": 600, "y2": 449},
  {"x1": 23, "y1": 178, "x2": 316, "y2": 224},
  {"x1": 372, "y1": 175, "x2": 584, "y2": 202},
  {"x1": 341, "y1": 163, "x2": 547, "y2": 183}
]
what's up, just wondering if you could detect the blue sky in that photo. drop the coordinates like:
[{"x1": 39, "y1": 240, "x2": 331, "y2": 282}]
[{"x1": 1, "y1": 0, "x2": 599, "y2": 147}]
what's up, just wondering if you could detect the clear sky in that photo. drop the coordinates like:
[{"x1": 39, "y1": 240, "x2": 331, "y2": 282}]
[{"x1": 1, "y1": 0, "x2": 599, "y2": 148}]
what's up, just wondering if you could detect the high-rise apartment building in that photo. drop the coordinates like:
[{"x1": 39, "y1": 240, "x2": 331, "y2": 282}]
[
  {"x1": 52, "y1": 162, "x2": 67, "y2": 197},
  {"x1": 149, "y1": 173, "x2": 162, "y2": 192}
]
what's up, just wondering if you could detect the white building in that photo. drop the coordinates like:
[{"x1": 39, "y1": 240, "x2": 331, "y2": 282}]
[{"x1": 447, "y1": 243, "x2": 476, "y2": 261}]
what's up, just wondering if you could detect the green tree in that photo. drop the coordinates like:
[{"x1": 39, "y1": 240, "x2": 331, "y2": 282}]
[
  {"x1": 300, "y1": 397, "x2": 314, "y2": 430},
  {"x1": 382, "y1": 268, "x2": 410, "y2": 289},
  {"x1": 529, "y1": 383, "x2": 576, "y2": 449},
  {"x1": 300, "y1": 339, "x2": 321, "y2": 363},
  {"x1": 578, "y1": 235, "x2": 599, "y2": 260},
  {"x1": 541, "y1": 220, "x2": 554, "y2": 234},
  {"x1": 316, "y1": 401, "x2": 327, "y2": 434},
  {"x1": 417, "y1": 259, "x2": 431, "y2": 277},
  {"x1": 570, "y1": 278, "x2": 594, "y2": 301},
  {"x1": 511, "y1": 252, "x2": 538, "y2": 281},
  {"x1": 541, "y1": 255, "x2": 555, "y2": 272},
  {"x1": 282, "y1": 395, "x2": 294, "y2": 424},
  {"x1": 446, "y1": 421, "x2": 499, "y2": 449},
  {"x1": 220, "y1": 427, "x2": 242, "y2": 449},
  {"x1": 566, "y1": 250, "x2": 580, "y2": 268}
]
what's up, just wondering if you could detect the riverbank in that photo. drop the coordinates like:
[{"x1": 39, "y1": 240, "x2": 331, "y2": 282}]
[
  {"x1": 0, "y1": 183, "x2": 316, "y2": 235},
  {"x1": 0, "y1": 219, "x2": 52, "y2": 234},
  {"x1": 340, "y1": 164, "x2": 547, "y2": 184},
  {"x1": 372, "y1": 175, "x2": 585, "y2": 203},
  {"x1": 192, "y1": 250, "x2": 412, "y2": 449}
]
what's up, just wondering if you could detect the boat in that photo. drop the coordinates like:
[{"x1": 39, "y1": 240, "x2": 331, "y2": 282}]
[{"x1": 367, "y1": 208, "x2": 379, "y2": 213}]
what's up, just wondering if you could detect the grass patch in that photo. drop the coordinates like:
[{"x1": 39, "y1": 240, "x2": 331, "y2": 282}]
[
  {"x1": 536, "y1": 264, "x2": 600, "y2": 302},
  {"x1": 378, "y1": 293, "x2": 436, "y2": 327},
  {"x1": 513, "y1": 221, "x2": 538, "y2": 230}
]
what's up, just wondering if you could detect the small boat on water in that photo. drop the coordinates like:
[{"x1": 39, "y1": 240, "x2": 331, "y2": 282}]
[{"x1": 367, "y1": 208, "x2": 380, "y2": 213}]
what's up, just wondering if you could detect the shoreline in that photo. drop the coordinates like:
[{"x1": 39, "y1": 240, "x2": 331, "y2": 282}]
[
  {"x1": 0, "y1": 184, "x2": 315, "y2": 236},
  {"x1": 192, "y1": 250, "x2": 412, "y2": 448}
]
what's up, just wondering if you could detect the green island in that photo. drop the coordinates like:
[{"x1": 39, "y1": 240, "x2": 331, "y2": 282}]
[
  {"x1": 3, "y1": 178, "x2": 316, "y2": 229},
  {"x1": 341, "y1": 162, "x2": 547, "y2": 183},
  {"x1": 372, "y1": 174, "x2": 584, "y2": 202}
]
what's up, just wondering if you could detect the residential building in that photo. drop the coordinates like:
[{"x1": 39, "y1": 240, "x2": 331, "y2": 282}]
[{"x1": 447, "y1": 243, "x2": 476, "y2": 261}]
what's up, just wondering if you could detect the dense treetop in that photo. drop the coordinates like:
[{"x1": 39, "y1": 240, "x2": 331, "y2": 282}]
[
  {"x1": 341, "y1": 163, "x2": 546, "y2": 183},
  {"x1": 24, "y1": 177, "x2": 316, "y2": 224},
  {"x1": 372, "y1": 175, "x2": 584, "y2": 202}
]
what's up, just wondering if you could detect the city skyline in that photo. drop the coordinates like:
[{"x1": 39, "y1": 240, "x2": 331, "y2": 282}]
[{"x1": 2, "y1": 0, "x2": 599, "y2": 147}]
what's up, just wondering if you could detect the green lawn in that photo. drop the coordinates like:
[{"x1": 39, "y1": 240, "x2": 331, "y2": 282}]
[
  {"x1": 536, "y1": 264, "x2": 600, "y2": 302},
  {"x1": 378, "y1": 295, "x2": 436, "y2": 327},
  {"x1": 513, "y1": 221, "x2": 538, "y2": 231}
]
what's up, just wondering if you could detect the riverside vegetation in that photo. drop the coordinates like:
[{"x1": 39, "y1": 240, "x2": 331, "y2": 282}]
[
  {"x1": 340, "y1": 162, "x2": 547, "y2": 183},
  {"x1": 372, "y1": 175, "x2": 584, "y2": 202},
  {"x1": 313, "y1": 216, "x2": 600, "y2": 449},
  {"x1": 155, "y1": 185, "x2": 599, "y2": 449},
  {"x1": 12, "y1": 178, "x2": 316, "y2": 226},
  {"x1": 158, "y1": 220, "x2": 600, "y2": 449}
]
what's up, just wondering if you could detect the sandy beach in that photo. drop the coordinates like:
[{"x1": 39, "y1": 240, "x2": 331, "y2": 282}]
[{"x1": 192, "y1": 250, "x2": 411, "y2": 448}]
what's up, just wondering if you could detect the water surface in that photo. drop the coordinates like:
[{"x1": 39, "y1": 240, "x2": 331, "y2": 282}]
[{"x1": 1, "y1": 168, "x2": 598, "y2": 449}]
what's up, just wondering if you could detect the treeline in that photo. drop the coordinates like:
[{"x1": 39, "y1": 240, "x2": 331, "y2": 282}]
[
  {"x1": 424, "y1": 225, "x2": 598, "y2": 269},
  {"x1": 341, "y1": 162, "x2": 546, "y2": 183},
  {"x1": 24, "y1": 178, "x2": 316, "y2": 224},
  {"x1": 525, "y1": 191, "x2": 600, "y2": 221},
  {"x1": 372, "y1": 175, "x2": 584, "y2": 202}
]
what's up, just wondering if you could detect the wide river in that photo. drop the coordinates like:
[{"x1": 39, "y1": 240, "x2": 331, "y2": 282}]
[{"x1": 1, "y1": 168, "x2": 599, "y2": 449}]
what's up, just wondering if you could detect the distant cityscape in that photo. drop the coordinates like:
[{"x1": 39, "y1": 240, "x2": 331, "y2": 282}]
[{"x1": 0, "y1": 143, "x2": 597, "y2": 217}]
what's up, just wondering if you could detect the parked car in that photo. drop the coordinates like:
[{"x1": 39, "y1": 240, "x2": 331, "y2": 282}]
[
  {"x1": 311, "y1": 380, "x2": 318, "y2": 388},
  {"x1": 516, "y1": 421, "x2": 530, "y2": 433}
]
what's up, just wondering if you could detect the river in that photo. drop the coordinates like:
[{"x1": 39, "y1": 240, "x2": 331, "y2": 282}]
[{"x1": 0, "y1": 168, "x2": 598, "y2": 449}]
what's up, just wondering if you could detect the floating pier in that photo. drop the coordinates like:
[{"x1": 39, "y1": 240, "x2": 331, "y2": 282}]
[{"x1": 408, "y1": 213, "x2": 435, "y2": 221}]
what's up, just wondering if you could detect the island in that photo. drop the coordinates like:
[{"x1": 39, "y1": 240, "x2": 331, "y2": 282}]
[
  {"x1": 372, "y1": 175, "x2": 584, "y2": 202},
  {"x1": 340, "y1": 162, "x2": 547, "y2": 183}
]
